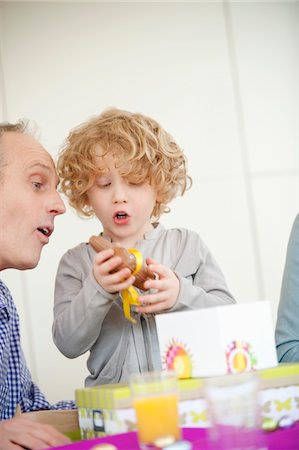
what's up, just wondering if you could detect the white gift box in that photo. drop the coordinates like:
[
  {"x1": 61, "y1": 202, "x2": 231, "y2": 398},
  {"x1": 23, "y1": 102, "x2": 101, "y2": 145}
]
[{"x1": 155, "y1": 301, "x2": 278, "y2": 378}]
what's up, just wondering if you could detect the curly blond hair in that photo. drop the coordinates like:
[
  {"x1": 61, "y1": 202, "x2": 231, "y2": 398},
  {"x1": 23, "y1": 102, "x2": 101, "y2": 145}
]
[{"x1": 58, "y1": 108, "x2": 192, "y2": 220}]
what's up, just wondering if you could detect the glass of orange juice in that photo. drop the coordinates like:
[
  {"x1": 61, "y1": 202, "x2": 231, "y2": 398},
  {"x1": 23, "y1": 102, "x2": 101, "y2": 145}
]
[{"x1": 130, "y1": 370, "x2": 181, "y2": 449}]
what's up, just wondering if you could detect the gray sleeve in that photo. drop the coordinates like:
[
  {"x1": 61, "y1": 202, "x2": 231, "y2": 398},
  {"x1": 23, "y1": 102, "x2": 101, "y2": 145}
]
[
  {"x1": 52, "y1": 245, "x2": 118, "y2": 358},
  {"x1": 275, "y1": 213, "x2": 299, "y2": 362},
  {"x1": 167, "y1": 230, "x2": 235, "y2": 311}
]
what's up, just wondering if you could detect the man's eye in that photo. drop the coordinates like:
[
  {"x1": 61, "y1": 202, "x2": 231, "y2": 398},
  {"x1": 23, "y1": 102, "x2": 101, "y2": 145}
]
[{"x1": 32, "y1": 181, "x2": 42, "y2": 190}]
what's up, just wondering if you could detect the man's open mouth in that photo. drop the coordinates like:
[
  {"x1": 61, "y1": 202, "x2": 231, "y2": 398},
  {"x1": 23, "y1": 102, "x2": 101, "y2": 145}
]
[{"x1": 37, "y1": 227, "x2": 51, "y2": 236}]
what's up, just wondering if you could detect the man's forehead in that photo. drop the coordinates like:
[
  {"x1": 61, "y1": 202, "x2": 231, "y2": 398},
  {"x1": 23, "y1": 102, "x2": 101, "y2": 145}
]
[
  {"x1": 2, "y1": 131, "x2": 58, "y2": 180},
  {"x1": 3, "y1": 131, "x2": 51, "y2": 161},
  {"x1": 2, "y1": 130, "x2": 42, "y2": 150}
]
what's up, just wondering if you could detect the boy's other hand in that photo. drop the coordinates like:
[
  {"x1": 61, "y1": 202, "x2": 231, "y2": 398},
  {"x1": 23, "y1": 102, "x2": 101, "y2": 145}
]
[{"x1": 136, "y1": 257, "x2": 179, "y2": 314}]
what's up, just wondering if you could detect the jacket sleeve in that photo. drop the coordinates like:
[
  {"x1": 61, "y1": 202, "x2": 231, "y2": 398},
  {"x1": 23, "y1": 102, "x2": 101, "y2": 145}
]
[
  {"x1": 275, "y1": 214, "x2": 299, "y2": 362},
  {"x1": 168, "y1": 230, "x2": 235, "y2": 311},
  {"x1": 52, "y1": 245, "x2": 119, "y2": 358}
]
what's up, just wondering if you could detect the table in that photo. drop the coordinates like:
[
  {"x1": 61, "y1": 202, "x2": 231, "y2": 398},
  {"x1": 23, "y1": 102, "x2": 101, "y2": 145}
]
[{"x1": 57, "y1": 423, "x2": 299, "y2": 449}]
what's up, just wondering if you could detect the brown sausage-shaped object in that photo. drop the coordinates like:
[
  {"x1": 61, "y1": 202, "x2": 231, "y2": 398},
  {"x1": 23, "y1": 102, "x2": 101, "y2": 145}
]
[{"x1": 89, "y1": 235, "x2": 155, "y2": 291}]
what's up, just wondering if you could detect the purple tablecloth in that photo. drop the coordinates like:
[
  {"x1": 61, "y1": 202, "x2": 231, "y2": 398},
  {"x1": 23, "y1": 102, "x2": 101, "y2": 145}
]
[{"x1": 56, "y1": 424, "x2": 299, "y2": 450}]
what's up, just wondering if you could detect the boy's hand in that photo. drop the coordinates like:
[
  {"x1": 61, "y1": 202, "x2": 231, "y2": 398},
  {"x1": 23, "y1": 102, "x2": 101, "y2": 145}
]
[
  {"x1": 136, "y1": 257, "x2": 179, "y2": 313},
  {"x1": 93, "y1": 248, "x2": 135, "y2": 294}
]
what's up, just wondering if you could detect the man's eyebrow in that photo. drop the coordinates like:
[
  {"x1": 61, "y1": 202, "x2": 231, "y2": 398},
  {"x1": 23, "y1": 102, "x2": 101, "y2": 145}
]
[
  {"x1": 27, "y1": 162, "x2": 60, "y2": 185},
  {"x1": 28, "y1": 162, "x2": 52, "y2": 171}
]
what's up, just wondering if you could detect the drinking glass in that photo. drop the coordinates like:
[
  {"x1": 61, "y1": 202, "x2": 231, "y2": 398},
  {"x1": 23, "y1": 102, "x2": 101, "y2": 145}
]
[
  {"x1": 130, "y1": 370, "x2": 181, "y2": 449},
  {"x1": 203, "y1": 372, "x2": 267, "y2": 450}
]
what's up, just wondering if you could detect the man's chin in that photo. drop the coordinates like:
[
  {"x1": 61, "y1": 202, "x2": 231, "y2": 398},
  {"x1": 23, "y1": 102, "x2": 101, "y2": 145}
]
[
  {"x1": 19, "y1": 260, "x2": 39, "y2": 270},
  {"x1": 19, "y1": 253, "x2": 41, "y2": 270}
]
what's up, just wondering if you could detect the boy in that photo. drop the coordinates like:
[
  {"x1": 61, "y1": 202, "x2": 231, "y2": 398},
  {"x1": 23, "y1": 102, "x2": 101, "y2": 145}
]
[{"x1": 53, "y1": 108, "x2": 235, "y2": 386}]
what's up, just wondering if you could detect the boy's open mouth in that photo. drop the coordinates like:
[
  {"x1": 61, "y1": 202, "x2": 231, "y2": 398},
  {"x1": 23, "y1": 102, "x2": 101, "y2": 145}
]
[{"x1": 113, "y1": 211, "x2": 130, "y2": 224}]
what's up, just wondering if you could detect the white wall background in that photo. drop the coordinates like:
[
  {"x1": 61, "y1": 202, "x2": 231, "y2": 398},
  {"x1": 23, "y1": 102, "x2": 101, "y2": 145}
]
[{"x1": 0, "y1": 0, "x2": 298, "y2": 403}]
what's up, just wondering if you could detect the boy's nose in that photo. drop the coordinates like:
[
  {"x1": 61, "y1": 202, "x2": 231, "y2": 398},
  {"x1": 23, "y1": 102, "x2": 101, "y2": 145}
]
[{"x1": 113, "y1": 183, "x2": 127, "y2": 203}]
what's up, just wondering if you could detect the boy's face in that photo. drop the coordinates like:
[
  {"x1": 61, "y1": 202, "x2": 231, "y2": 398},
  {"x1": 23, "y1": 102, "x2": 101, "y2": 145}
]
[
  {"x1": 86, "y1": 155, "x2": 157, "y2": 247},
  {"x1": 0, "y1": 131, "x2": 65, "y2": 271}
]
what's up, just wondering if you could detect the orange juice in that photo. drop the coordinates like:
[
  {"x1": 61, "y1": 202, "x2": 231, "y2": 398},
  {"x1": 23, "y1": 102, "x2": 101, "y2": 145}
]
[{"x1": 133, "y1": 393, "x2": 181, "y2": 445}]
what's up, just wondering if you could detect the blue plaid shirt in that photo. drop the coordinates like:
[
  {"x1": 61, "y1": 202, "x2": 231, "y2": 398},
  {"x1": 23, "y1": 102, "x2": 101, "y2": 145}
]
[{"x1": 0, "y1": 279, "x2": 75, "y2": 419}]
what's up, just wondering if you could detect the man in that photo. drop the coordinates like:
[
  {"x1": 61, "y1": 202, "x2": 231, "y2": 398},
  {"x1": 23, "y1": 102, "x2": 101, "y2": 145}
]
[{"x1": 0, "y1": 122, "x2": 73, "y2": 448}]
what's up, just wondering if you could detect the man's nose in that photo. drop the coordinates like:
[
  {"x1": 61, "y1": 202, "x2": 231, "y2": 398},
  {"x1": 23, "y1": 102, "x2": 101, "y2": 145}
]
[{"x1": 49, "y1": 191, "x2": 66, "y2": 215}]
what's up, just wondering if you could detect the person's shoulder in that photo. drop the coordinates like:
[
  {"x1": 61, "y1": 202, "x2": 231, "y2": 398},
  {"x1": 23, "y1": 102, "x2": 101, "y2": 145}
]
[
  {"x1": 287, "y1": 213, "x2": 299, "y2": 244},
  {"x1": 163, "y1": 224, "x2": 198, "y2": 237},
  {"x1": 56, "y1": 241, "x2": 94, "y2": 277},
  {"x1": 59, "y1": 241, "x2": 90, "y2": 261},
  {"x1": 159, "y1": 224, "x2": 200, "y2": 243},
  {"x1": 293, "y1": 213, "x2": 299, "y2": 228}
]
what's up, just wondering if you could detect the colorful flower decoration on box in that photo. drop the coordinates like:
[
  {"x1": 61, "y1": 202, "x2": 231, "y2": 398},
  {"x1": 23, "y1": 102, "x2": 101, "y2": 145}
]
[
  {"x1": 162, "y1": 338, "x2": 193, "y2": 378},
  {"x1": 225, "y1": 340, "x2": 257, "y2": 373}
]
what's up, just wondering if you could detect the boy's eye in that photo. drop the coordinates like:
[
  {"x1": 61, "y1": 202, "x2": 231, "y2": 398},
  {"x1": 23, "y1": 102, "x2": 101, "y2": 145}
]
[
  {"x1": 98, "y1": 181, "x2": 111, "y2": 187},
  {"x1": 96, "y1": 176, "x2": 111, "y2": 187}
]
